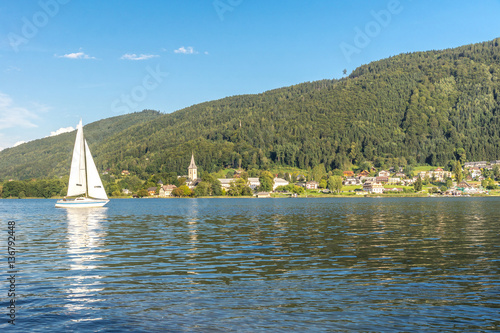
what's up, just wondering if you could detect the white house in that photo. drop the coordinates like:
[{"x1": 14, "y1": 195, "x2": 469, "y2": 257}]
[
  {"x1": 344, "y1": 177, "x2": 361, "y2": 185},
  {"x1": 305, "y1": 181, "x2": 319, "y2": 189},
  {"x1": 378, "y1": 170, "x2": 391, "y2": 177},
  {"x1": 470, "y1": 167, "x2": 482, "y2": 179},
  {"x1": 363, "y1": 182, "x2": 384, "y2": 194},
  {"x1": 247, "y1": 177, "x2": 261, "y2": 189},
  {"x1": 273, "y1": 178, "x2": 289, "y2": 191},
  {"x1": 218, "y1": 178, "x2": 236, "y2": 190},
  {"x1": 159, "y1": 185, "x2": 177, "y2": 197}
]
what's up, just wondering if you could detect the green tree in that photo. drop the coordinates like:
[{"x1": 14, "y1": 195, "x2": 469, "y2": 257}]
[
  {"x1": 494, "y1": 165, "x2": 500, "y2": 180},
  {"x1": 311, "y1": 164, "x2": 326, "y2": 182},
  {"x1": 259, "y1": 171, "x2": 274, "y2": 192},
  {"x1": 414, "y1": 177, "x2": 423, "y2": 192},
  {"x1": 173, "y1": 185, "x2": 192, "y2": 197},
  {"x1": 453, "y1": 161, "x2": 463, "y2": 183},
  {"x1": 194, "y1": 181, "x2": 210, "y2": 197},
  {"x1": 486, "y1": 178, "x2": 496, "y2": 190},
  {"x1": 137, "y1": 189, "x2": 149, "y2": 197},
  {"x1": 328, "y1": 176, "x2": 343, "y2": 193},
  {"x1": 291, "y1": 185, "x2": 305, "y2": 195}
]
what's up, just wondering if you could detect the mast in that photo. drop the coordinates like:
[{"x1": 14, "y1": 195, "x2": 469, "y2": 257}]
[{"x1": 83, "y1": 121, "x2": 89, "y2": 198}]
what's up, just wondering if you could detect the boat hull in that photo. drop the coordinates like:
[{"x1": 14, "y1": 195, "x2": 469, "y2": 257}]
[{"x1": 55, "y1": 198, "x2": 109, "y2": 208}]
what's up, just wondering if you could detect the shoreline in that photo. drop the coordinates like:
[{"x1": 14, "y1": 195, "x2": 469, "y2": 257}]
[{"x1": 2, "y1": 193, "x2": 498, "y2": 200}]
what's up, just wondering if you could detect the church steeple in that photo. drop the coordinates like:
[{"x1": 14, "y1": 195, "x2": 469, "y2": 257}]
[{"x1": 188, "y1": 152, "x2": 197, "y2": 180}]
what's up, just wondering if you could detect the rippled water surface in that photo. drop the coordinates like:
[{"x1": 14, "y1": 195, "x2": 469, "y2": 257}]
[{"x1": 1, "y1": 197, "x2": 499, "y2": 332}]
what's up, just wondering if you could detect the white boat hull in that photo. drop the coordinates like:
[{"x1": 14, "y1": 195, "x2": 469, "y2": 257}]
[{"x1": 55, "y1": 197, "x2": 109, "y2": 208}]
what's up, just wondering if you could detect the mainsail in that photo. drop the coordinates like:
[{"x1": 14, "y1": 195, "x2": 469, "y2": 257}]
[{"x1": 67, "y1": 120, "x2": 87, "y2": 197}]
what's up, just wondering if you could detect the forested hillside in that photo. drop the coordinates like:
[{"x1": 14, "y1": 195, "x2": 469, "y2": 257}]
[
  {"x1": 0, "y1": 110, "x2": 161, "y2": 179},
  {"x1": 1, "y1": 38, "x2": 499, "y2": 180}
]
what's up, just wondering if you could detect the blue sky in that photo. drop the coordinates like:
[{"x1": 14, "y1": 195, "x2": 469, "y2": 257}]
[{"x1": 1, "y1": 0, "x2": 499, "y2": 150}]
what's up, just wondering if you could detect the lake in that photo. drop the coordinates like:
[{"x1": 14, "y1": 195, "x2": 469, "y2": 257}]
[{"x1": 1, "y1": 197, "x2": 499, "y2": 332}]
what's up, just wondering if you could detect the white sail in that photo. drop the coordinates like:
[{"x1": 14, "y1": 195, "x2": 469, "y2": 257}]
[
  {"x1": 67, "y1": 120, "x2": 87, "y2": 197},
  {"x1": 85, "y1": 140, "x2": 108, "y2": 200}
]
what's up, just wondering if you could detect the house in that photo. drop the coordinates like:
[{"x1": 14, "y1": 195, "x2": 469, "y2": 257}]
[
  {"x1": 343, "y1": 170, "x2": 354, "y2": 177},
  {"x1": 378, "y1": 170, "x2": 391, "y2": 177},
  {"x1": 363, "y1": 182, "x2": 384, "y2": 194},
  {"x1": 305, "y1": 181, "x2": 319, "y2": 189},
  {"x1": 395, "y1": 172, "x2": 406, "y2": 178},
  {"x1": 256, "y1": 192, "x2": 271, "y2": 198},
  {"x1": 456, "y1": 181, "x2": 486, "y2": 194},
  {"x1": 376, "y1": 176, "x2": 389, "y2": 184},
  {"x1": 147, "y1": 187, "x2": 157, "y2": 196},
  {"x1": 358, "y1": 170, "x2": 370, "y2": 177},
  {"x1": 121, "y1": 170, "x2": 130, "y2": 176},
  {"x1": 218, "y1": 178, "x2": 236, "y2": 190},
  {"x1": 419, "y1": 168, "x2": 452, "y2": 182},
  {"x1": 159, "y1": 185, "x2": 177, "y2": 197},
  {"x1": 247, "y1": 177, "x2": 261, "y2": 189},
  {"x1": 362, "y1": 177, "x2": 377, "y2": 183},
  {"x1": 402, "y1": 177, "x2": 417, "y2": 185},
  {"x1": 384, "y1": 187, "x2": 403, "y2": 192},
  {"x1": 464, "y1": 161, "x2": 487, "y2": 168},
  {"x1": 470, "y1": 167, "x2": 482, "y2": 179},
  {"x1": 355, "y1": 188, "x2": 368, "y2": 195},
  {"x1": 432, "y1": 168, "x2": 452, "y2": 181},
  {"x1": 344, "y1": 177, "x2": 361, "y2": 185},
  {"x1": 456, "y1": 181, "x2": 472, "y2": 189},
  {"x1": 122, "y1": 189, "x2": 131, "y2": 195},
  {"x1": 273, "y1": 178, "x2": 289, "y2": 191},
  {"x1": 388, "y1": 177, "x2": 401, "y2": 184}
]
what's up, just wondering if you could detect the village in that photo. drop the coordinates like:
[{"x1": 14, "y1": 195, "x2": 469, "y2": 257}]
[{"x1": 128, "y1": 154, "x2": 500, "y2": 198}]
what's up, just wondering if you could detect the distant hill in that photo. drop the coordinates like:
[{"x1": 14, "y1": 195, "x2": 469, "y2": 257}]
[
  {"x1": 0, "y1": 110, "x2": 161, "y2": 180},
  {"x1": 1, "y1": 38, "x2": 499, "y2": 180}
]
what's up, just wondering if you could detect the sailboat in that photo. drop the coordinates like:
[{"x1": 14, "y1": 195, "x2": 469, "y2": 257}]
[{"x1": 55, "y1": 120, "x2": 109, "y2": 208}]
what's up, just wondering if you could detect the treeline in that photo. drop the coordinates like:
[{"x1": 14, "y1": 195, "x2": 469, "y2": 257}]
[
  {"x1": 1, "y1": 178, "x2": 66, "y2": 198},
  {"x1": 1, "y1": 39, "x2": 500, "y2": 180}
]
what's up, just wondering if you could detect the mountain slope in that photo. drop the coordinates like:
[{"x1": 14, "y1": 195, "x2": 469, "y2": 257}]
[
  {"x1": 0, "y1": 110, "x2": 161, "y2": 180},
  {"x1": 1, "y1": 38, "x2": 499, "y2": 180}
]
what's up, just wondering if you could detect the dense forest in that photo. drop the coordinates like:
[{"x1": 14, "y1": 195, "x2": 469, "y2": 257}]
[{"x1": 1, "y1": 38, "x2": 499, "y2": 181}]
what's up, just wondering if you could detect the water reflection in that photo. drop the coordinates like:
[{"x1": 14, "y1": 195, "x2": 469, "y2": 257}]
[
  {"x1": 5, "y1": 198, "x2": 500, "y2": 332},
  {"x1": 65, "y1": 208, "x2": 108, "y2": 313}
]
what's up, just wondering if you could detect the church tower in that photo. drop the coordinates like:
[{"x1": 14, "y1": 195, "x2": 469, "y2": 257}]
[{"x1": 188, "y1": 152, "x2": 197, "y2": 180}]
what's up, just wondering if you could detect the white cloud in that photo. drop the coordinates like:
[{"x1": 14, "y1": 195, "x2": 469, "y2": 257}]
[
  {"x1": 174, "y1": 46, "x2": 197, "y2": 54},
  {"x1": 56, "y1": 52, "x2": 96, "y2": 60},
  {"x1": 0, "y1": 92, "x2": 39, "y2": 130},
  {"x1": 13, "y1": 141, "x2": 26, "y2": 147},
  {"x1": 49, "y1": 126, "x2": 75, "y2": 137},
  {"x1": 5, "y1": 66, "x2": 21, "y2": 72},
  {"x1": 120, "y1": 53, "x2": 159, "y2": 61}
]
